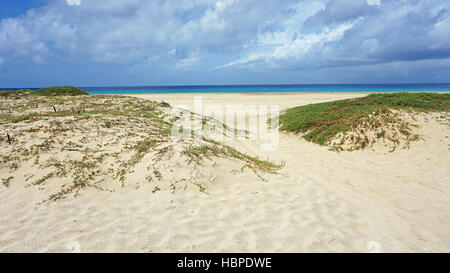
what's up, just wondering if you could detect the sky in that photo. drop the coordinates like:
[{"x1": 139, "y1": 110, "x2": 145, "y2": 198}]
[{"x1": 0, "y1": 0, "x2": 449, "y2": 88}]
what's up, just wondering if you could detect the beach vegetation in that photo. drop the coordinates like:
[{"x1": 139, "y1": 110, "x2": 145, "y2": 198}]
[
  {"x1": 159, "y1": 101, "x2": 171, "y2": 107},
  {"x1": 0, "y1": 86, "x2": 88, "y2": 99},
  {"x1": 182, "y1": 139, "x2": 284, "y2": 182},
  {"x1": 1, "y1": 176, "x2": 13, "y2": 188},
  {"x1": 32, "y1": 86, "x2": 89, "y2": 96},
  {"x1": 277, "y1": 92, "x2": 450, "y2": 150},
  {"x1": 328, "y1": 145, "x2": 344, "y2": 152},
  {"x1": 0, "y1": 93, "x2": 282, "y2": 202},
  {"x1": 0, "y1": 89, "x2": 33, "y2": 99}
]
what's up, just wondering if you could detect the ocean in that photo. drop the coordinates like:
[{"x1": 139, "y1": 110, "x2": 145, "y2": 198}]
[
  {"x1": 5, "y1": 83, "x2": 450, "y2": 94},
  {"x1": 82, "y1": 84, "x2": 450, "y2": 94}
]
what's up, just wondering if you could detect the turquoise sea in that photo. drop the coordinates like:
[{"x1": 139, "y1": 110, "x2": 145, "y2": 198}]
[
  {"x1": 6, "y1": 83, "x2": 450, "y2": 94},
  {"x1": 82, "y1": 84, "x2": 450, "y2": 94}
]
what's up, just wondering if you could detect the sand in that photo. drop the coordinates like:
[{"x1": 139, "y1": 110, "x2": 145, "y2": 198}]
[{"x1": 0, "y1": 92, "x2": 449, "y2": 252}]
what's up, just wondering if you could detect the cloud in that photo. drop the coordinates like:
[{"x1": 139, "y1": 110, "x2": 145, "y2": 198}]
[
  {"x1": 221, "y1": 0, "x2": 450, "y2": 70},
  {"x1": 66, "y1": 0, "x2": 81, "y2": 6},
  {"x1": 305, "y1": 0, "x2": 377, "y2": 26},
  {"x1": 0, "y1": 0, "x2": 449, "y2": 85},
  {"x1": 219, "y1": 20, "x2": 355, "y2": 69},
  {"x1": 367, "y1": 0, "x2": 381, "y2": 6},
  {"x1": 326, "y1": 0, "x2": 450, "y2": 62},
  {"x1": 0, "y1": 0, "x2": 298, "y2": 66}
]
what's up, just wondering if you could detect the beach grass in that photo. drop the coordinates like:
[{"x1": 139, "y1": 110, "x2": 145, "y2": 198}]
[
  {"x1": 32, "y1": 86, "x2": 89, "y2": 96},
  {"x1": 277, "y1": 92, "x2": 450, "y2": 147},
  {"x1": 0, "y1": 89, "x2": 282, "y2": 201},
  {"x1": 182, "y1": 139, "x2": 284, "y2": 182},
  {"x1": 0, "y1": 86, "x2": 89, "y2": 99}
]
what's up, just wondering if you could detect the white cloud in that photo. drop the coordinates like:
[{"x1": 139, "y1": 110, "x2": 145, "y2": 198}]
[
  {"x1": 366, "y1": 0, "x2": 381, "y2": 6},
  {"x1": 176, "y1": 55, "x2": 200, "y2": 68},
  {"x1": 0, "y1": 11, "x2": 56, "y2": 63},
  {"x1": 219, "y1": 22, "x2": 355, "y2": 68},
  {"x1": 0, "y1": 0, "x2": 299, "y2": 66},
  {"x1": 272, "y1": 22, "x2": 355, "y2": 59},
  {"x1": 0, "y1": 0, "x2": 449, "y2": 76},
  {"x1": 67, "y1": 0, "x2": 81, "y2": 6},
  {"x1": 220, "y1": 0, "x2": 450, "y2": 70},
  {"x1": 218, "y1": 1, "x2": 355, "y2": 69}
]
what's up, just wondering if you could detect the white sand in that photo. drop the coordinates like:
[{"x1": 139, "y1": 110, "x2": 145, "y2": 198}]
[{"x1": 1, "y1": 92, "x2": 449, "y2": 252}]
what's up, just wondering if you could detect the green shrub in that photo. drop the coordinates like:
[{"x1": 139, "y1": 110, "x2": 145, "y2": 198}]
[
  {"x1": 33, "y1": 86, "x2": 89, "y2": 96},
  {"x1": 278, "y1": 92, "x2": 450, "y2": 146},
  {"x1": 0, "y1": 90, "x2": 13, "y2": 98},
  {"x1": 0, "y1": 89, "x2": 32, "y2": 99}
]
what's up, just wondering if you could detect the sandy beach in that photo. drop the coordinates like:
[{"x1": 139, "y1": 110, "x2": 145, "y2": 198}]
[{"x1": 0, "y1": 92, "x2": 449, "y2": 253}]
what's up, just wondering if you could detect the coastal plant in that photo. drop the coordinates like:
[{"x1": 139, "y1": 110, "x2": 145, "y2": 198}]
[
  {"x1": 32, "y1": 86, "x2": 89, "y2": 96},
  {"x1": 182, "y1": 139, "x2": 284, "y2": 182},
  {"x1": 277, "y1": 93, "x2": 450, "y2": 150},
  {"x1": 0, "y1": 91, "x2": 283, "y2": 202},
  {"x1": 1, "y1": 176, "x2": 13, "y2": 188}
]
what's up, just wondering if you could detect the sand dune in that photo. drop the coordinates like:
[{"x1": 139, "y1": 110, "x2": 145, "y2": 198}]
[{"x1": 1, "y1": 93, "x2": 449, "y2": 252}]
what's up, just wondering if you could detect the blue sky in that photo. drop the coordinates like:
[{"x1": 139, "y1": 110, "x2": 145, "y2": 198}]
[{"x1": 0, "y1": 0, "x2": 449, "y2": 88}]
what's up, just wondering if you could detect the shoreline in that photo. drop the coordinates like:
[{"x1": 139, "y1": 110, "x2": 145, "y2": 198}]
[{"x1": 97, "y1": 90, "x2": 450, "y2": 95}]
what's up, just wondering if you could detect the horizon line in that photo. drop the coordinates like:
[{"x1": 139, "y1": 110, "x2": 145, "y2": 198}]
[{"x1": 3, "y1": 82, "x2": 450, "y2": 90}]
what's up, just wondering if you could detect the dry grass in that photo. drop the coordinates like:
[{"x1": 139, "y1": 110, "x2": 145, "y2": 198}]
[{"x1": 0, "y1": 94, "x2": 283, "y2": 202}]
